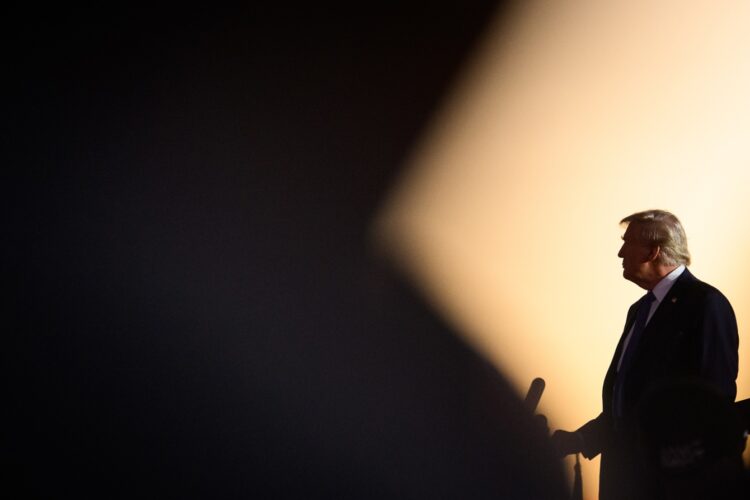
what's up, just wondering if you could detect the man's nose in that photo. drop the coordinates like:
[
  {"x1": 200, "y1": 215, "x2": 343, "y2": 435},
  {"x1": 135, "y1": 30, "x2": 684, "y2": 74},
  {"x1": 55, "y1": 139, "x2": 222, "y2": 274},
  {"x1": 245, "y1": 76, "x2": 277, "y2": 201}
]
[{"x1": 617, "y1": 245, "x2": 624, "y2": 258}]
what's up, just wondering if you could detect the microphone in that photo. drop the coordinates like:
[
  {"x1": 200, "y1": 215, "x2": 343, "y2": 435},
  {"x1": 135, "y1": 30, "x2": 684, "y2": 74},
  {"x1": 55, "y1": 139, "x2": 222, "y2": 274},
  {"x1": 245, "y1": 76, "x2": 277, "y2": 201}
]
[{"x1": 524, "y1": 377, "x2": 546, "y2": 413}]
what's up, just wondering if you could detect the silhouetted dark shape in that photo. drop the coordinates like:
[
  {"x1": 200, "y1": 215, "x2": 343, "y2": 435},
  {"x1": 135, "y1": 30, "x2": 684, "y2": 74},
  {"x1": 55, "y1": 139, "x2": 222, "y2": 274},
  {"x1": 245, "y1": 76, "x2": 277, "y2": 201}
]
[
  {"x1": 5, "y1": 3, "x2": 567, "y2": 499},
  {"x1": 525, "y1": 377, "x2": 546, "y2": 413},
  {"x1": 635, "y1": 378, "x2": 749, "y2": 500}
]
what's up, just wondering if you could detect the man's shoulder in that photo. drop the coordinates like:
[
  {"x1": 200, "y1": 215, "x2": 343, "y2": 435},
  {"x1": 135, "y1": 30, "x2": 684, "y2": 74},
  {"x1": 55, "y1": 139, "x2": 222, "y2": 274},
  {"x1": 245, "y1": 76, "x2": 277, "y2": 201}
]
[{"x1": 675, "y1": 270, "x2": 733, "y2": 308}]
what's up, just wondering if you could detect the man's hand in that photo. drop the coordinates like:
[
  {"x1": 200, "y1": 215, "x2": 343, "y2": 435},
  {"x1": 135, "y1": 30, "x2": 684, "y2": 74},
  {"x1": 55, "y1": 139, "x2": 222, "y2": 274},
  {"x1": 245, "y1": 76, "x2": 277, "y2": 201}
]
[{"x1": 550, "y1": 430, "x2": 584, "y2": 458}]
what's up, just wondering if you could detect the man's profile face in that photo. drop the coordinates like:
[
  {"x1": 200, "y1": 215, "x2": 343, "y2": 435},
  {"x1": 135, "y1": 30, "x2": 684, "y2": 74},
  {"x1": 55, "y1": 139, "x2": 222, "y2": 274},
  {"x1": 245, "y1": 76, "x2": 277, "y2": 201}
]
[{"x1": 618, "y1": 222, "x2": 654, "y2": 287}]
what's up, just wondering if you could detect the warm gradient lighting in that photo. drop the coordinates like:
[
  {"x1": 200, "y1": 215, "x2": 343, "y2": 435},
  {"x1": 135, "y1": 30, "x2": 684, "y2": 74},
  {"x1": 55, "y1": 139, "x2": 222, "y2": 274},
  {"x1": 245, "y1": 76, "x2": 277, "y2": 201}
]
[{"x1": 373, "y1": 1, "x2": 750, "y2": 498}]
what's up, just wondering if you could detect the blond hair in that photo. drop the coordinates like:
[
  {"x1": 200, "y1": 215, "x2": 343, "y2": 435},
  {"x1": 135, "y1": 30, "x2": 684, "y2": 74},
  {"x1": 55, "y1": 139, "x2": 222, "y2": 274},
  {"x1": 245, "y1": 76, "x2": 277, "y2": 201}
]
[{"x1": 621, "y1": 209, "x2": 691, "y2": 266}]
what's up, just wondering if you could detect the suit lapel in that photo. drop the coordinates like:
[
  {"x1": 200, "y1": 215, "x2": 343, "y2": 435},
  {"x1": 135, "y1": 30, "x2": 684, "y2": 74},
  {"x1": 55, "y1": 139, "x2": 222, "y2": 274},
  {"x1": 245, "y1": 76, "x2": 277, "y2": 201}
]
[
  {"x1": 644, "y1": 268, "x2": 693, "y2": 328},
  {"x1": 631, "y1": 268, "x2": 695, "y2": 357},
  {"x1": 605, "y1": 268, "x2": 696, "y2": 396},
  {"x1": 604, "y1": 301, "x2": 639, "y2": 393},
  {"x1": 613, "y1": 303, "x2": 639, "y2": 362}
]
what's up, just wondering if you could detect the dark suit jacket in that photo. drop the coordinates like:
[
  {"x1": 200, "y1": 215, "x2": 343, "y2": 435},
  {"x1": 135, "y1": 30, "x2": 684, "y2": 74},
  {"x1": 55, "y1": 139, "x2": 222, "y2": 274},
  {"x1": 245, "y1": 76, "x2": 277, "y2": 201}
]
[{"x1": 576, "y1": 268, "x2": 739, "y2": 500}]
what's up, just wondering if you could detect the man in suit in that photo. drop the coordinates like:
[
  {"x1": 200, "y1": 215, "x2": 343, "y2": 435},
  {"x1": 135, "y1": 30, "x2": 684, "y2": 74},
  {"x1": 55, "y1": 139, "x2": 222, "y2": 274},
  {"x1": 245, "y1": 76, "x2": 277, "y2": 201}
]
[{"x1": 551, "y1": 209, "x2": 739, "y2": 500}]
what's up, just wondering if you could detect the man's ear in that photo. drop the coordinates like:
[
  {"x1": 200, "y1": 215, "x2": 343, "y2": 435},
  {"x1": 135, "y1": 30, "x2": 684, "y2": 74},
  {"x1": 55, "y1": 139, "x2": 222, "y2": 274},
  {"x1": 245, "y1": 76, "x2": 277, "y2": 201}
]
[{"x1": 646, "y1": 245, "x2": 661, "y2": 262}]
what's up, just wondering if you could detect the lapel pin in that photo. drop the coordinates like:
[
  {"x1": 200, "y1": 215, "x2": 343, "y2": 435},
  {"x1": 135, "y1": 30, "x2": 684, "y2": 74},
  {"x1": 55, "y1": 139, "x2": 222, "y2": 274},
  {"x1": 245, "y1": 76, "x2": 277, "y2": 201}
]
[{"x1": 671, "y1": 297, "x2": 678, "y2": 303}]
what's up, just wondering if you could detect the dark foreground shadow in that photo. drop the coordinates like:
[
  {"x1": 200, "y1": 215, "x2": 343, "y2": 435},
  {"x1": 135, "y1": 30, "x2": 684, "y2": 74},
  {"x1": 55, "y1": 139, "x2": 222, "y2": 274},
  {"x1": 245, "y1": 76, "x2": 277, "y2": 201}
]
[{"x1": 5, "y1": 4, "x2": 567, "y2": 498}]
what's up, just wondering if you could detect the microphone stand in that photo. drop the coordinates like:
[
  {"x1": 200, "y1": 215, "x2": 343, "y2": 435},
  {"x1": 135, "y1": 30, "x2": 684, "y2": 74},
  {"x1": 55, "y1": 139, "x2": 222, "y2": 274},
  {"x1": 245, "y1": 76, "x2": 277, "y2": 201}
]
[{"x1": 571, "y1": 453, "x2": 583, "y2": 500}]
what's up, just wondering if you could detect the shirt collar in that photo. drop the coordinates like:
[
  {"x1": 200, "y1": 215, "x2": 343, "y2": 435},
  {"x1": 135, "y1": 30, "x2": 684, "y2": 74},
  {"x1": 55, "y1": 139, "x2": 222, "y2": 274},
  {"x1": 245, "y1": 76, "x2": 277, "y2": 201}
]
[{"x1": 651, "y1": 264, "x2": 686, "y2": 303}]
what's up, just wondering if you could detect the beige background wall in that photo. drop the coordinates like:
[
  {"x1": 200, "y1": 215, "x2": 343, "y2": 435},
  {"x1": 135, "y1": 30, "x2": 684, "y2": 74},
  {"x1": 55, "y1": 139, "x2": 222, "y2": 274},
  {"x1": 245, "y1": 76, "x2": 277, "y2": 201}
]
[{"x1": 374, "y1": 1, "x2": 750, "y2": 497}]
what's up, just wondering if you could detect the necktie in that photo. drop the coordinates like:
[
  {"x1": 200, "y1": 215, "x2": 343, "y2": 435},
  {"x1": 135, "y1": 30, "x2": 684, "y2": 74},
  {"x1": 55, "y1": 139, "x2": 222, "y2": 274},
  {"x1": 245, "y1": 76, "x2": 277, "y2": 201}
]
[{"x1": 612, "y1": 291, "x2": 656, "y2": 418}]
